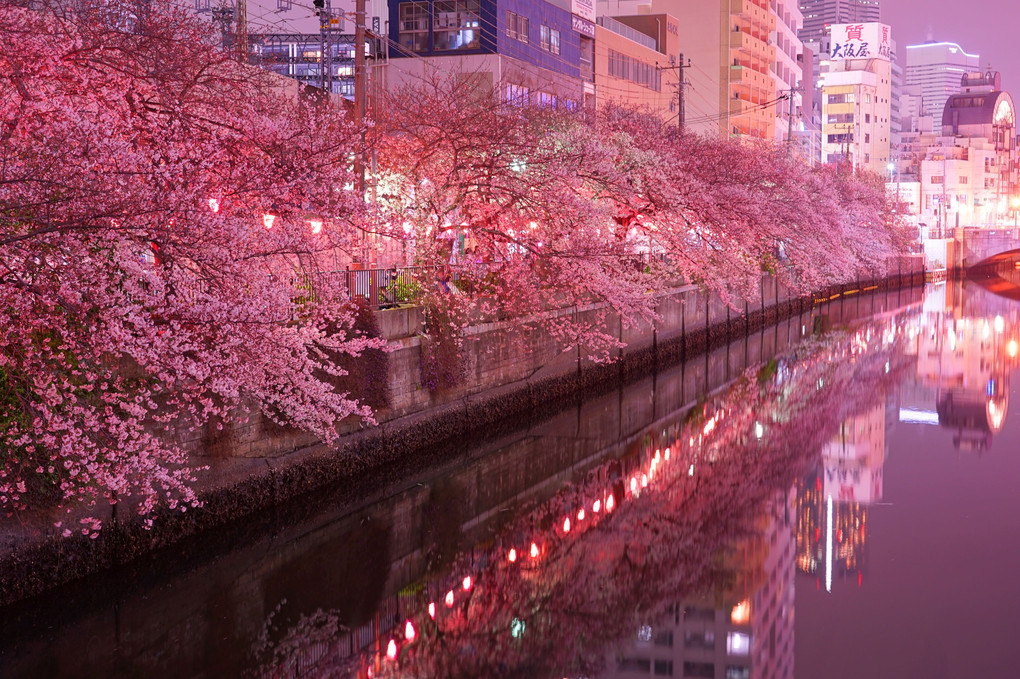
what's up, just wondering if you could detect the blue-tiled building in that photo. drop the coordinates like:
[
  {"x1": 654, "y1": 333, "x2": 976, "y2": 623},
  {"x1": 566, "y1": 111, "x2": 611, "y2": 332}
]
[{"x1": 388, "y1": 0, "x2": 594, "y2": 107}]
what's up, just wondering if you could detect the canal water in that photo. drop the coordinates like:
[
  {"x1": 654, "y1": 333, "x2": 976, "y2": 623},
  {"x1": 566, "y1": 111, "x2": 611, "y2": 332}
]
[{"x1": 2, "y1": 279, "x2": 1019, "y2": 679}]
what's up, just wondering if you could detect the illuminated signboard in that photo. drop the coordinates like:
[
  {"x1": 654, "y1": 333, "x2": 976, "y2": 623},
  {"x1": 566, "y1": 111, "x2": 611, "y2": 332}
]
[
  {"x1": 570, "y1": 0, "x2": 595, "y2": 23},
  {"x1": 828, "y1": 22, "x2": 891, "y2": 61}
]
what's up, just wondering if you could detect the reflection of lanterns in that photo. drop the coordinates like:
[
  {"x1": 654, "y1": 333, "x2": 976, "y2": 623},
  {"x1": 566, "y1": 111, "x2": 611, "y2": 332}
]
[
  {"x1": 1009, "y1": 339, "x2": 1018, "y2": 358},
  {"x1": 404, "y1": 620, "x2": 416, "y2": 641},
  {"x1": 462, "y1": 576, "x2": 472, "y2": 591},
  {"x1": 562, "y1": 517, "x2": 571, "y2": 533},
  {"x1": 428, "y1": 602, "x2": 436, "y2": 619},
  {"x1": 606, "y1": 494, "x2": 615, "y2": 511},
  {"x1": 530, "y1": 542, "x2": 540, "y2": 558},
  {"x1": 386, "y1": 639, "x2": 397, "y2": 660},
  {"x1": 445, "y1": 590, "x2": 455, "y2": 607},
  {"x1": 507, "y1": 548, "x2": 517, "y2": 563},
  {"x1": 593, "y1": 499, "x2": 601, "y2": 513}
]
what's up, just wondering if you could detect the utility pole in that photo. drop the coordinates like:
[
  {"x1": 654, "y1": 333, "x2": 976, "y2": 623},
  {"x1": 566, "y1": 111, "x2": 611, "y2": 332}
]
[
  {"x1": 785, "y1": 86, "x2": 800, "y2": 156},
  {"x1": 314, "y1": 0, "x2": 334, "y2": 94},
  {"x1": 234, "y1": 0, "x2": 247, "y2": 64},
  {"x1": 677, "y1": 52, "x2": 690, "y2": 133},
  {"x1": 212, "y1": 2, "x2": 234, "y2": 53},
  {"x1": 658, "y1": 53, "x2": 691, "y2": 133},
  {"x1": 355, "y1": 0, "x2": 366, "y2": 195}
]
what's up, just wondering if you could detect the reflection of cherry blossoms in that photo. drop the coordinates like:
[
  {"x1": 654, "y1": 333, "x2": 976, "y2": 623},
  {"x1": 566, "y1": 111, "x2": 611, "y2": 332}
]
[{"x1": 249, "y1": 320, "x2": 913, "y2": 679}]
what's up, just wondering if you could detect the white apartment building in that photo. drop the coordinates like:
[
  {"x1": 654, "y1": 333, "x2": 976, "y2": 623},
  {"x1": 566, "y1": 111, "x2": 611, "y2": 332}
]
[
  {"x1": 919, "y1": 81, "x2": 1016, "y2": 231},
  {"x1": 819, "y1": 22, "x2": 892, "y2": 173}
]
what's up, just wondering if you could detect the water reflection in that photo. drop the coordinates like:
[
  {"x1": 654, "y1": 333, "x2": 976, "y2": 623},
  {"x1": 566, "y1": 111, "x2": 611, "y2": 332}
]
[
  {"x1": 11, "y1": 279, "x2": 1020, "y2": 679},
  {"x1": 250, "y1": 302, "x2": 914, "y2": 678}
]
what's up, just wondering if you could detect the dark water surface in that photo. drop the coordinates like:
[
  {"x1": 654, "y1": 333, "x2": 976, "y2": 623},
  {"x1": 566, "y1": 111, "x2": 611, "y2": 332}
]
[{"x1": 3, "y1": 280, "x2": 1019, "y2": 679}]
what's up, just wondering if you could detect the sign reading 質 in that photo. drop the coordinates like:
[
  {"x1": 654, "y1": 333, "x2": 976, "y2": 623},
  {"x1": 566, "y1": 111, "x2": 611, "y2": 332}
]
[
  {"x1": 570, "y1": 0, "x2": 596, "y2": 23},
  {"x1": 828, "y1": 22, "x2": 891, "y2": 61}
]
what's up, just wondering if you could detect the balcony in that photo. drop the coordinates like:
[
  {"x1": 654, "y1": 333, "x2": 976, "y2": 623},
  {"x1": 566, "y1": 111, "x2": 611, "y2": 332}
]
[{"x1": 730, "y1": 29, "x2": 773, "y2": 59}]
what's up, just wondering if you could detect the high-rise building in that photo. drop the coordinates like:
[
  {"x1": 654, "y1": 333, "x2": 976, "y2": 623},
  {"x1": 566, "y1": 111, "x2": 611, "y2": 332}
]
[
  {"x1": 799, "y1": 0, "x2": 880, "y2": 45},
  {"x1": 905, "y1": 41, "x2": 980, "y2": 120},
  {"x1": 819, "y1": 22, "x2": 893, "y2": 173}
]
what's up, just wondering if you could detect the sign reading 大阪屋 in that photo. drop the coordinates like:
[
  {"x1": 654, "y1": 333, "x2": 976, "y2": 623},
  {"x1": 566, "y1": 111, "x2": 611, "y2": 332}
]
[
  {"x1": 828, "y1": 22, "x2": 891, "y2": 61},
  {"x1": 570, "y1": 0, "x2": 595, "y2": 23}
]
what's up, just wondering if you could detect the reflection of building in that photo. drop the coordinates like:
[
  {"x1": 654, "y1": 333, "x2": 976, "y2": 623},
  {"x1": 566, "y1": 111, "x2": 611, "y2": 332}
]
[
  {"x1": 909, "y1": 308, "x2": 1015, "y2": 451},
  {"x1": 607, "y1": 488, "x2": 796, "y2": 679},
  {"x1": 796, "y1": 401, "x2": 886, "y2": 591},
  {"x1": 822, "y1": 402, "x2": 886, "y2": 503}
]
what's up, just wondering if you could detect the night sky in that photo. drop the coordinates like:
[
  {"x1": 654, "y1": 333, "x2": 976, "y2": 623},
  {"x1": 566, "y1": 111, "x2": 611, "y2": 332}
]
[{"x1": 884, "y1": 0, "x2": 1019, "y2": 97}]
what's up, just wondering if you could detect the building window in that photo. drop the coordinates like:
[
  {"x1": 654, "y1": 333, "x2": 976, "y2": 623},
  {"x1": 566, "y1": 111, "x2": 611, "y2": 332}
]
[
  {"x1": 537, "y1": 91, "x2": 557, "y2": 108},
  {"x1": 277, "y1": 0, "x2": 292, "y2": 10},
  {"x1": 827, "y1": 93, "x2": 855, "y2": 104},
  {"x1": 433, "y1": 0, "x2": 481, "y2": 51},
  {"x1": 505, "y1": 83, "x2": 529, "y2": 106},
  {"x1": 959, "y1": 176, "x2": 968, "y2": 184},
  {"x1": 607, "y1": 49, "x2": 661, "y2": 91},
  {"x1": 540, "y1": 25, "x2": 560, "y2": 54},
  {"x1": 562, "y1": 98, "x2": 578, "y2": 111},
  {"x1": 683, "y1": 661, "x2": 716, "y2": 678},
  {"x1": 931, "y1": 175, "x2": 943, "y2": 184},
  {"x1": 654, "y1": 659, "x2": 674, "y2": 676},
  {"x1": 194, "y1": 0, "x2": 210, "y2": 9},
  {"x1": 505, "y1": 11, "x2": 528, "y2": 42},
  {"x1": 864, "y1": 133, "x2": 870, "y2": 143},
  {"x1": 398, "y1": 2, "x2": 430, "y2": 51},
  {"x1": 579, "y1": 35, "x2": 594, "y2": 81},
  {"x1": 726, "y1": 632, "x2": 751, "y2": 656}
]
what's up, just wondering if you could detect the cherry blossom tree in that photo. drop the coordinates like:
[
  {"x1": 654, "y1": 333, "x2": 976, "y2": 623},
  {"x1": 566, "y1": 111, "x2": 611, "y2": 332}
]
[
  {"x1": 371, "y1": 81, "x2": 909, "y2": 367},
  {"x1": 0, "y1": 2, "x2": 378, "y2": 528}
]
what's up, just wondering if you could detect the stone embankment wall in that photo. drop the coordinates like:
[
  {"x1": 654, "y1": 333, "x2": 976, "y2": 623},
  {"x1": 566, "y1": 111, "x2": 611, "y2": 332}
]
[
  {"x1": 0, "y1": 259, "x2": 924, "y2": 606},
  {"x1": 197, "y1": 259, "x2": 925, "y2": 460}
]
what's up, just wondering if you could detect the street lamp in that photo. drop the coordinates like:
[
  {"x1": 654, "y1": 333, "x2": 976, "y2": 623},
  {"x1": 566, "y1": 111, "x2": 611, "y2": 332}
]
[{"x1": 1011, "y1": 196, "x2": 1020, "y2": 229}]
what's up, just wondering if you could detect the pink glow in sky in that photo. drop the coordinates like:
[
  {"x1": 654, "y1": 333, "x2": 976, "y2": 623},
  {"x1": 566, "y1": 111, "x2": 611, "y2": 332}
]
[{"x1": 885, "y1": 0, "x2": 1019, "y2": 95}]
